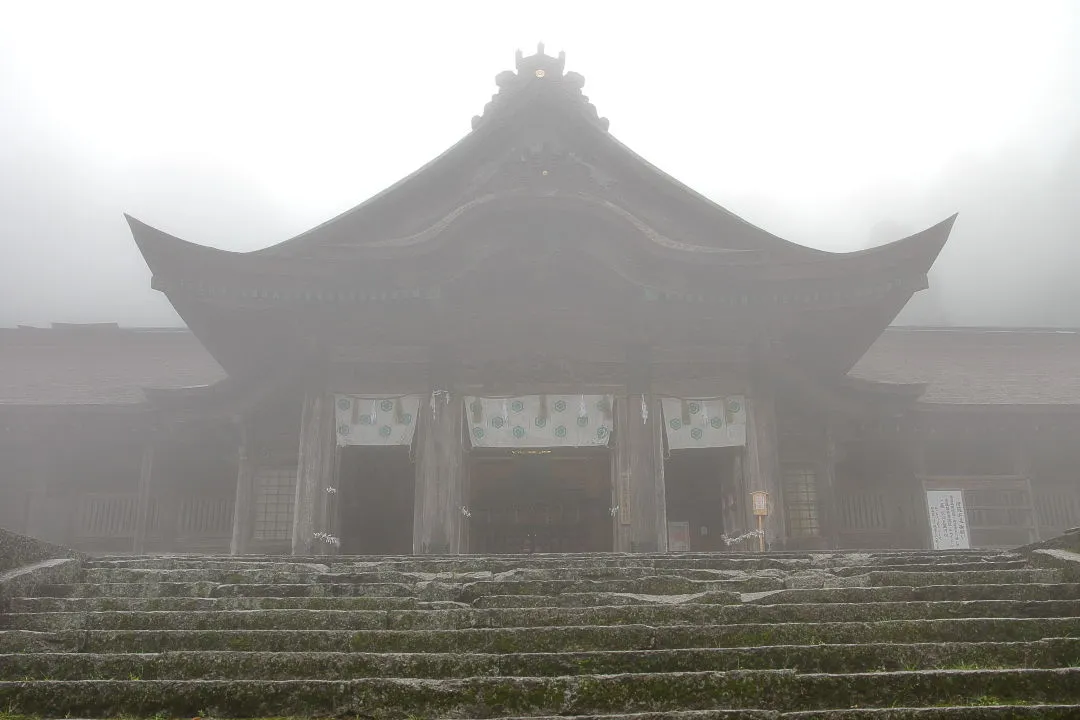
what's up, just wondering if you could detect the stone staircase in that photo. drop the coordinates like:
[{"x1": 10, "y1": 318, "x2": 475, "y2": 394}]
[{"x1": 2, "y1": 549, "x2": 1080, "y2": 718}]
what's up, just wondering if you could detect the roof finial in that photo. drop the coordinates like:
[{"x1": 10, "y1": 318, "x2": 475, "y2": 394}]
[{"x1": 537, "y1": 41, "x2": 546, "y2": 56}]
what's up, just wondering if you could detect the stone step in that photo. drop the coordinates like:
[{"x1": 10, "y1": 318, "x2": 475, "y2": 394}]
[
  {"x1": 742, "y1": 583, "x2": 1080, "y2": 605},
  {"x1": 32, "y1": 569, "x2": 1061, "y2": 602},
  {"x1": 867, "y1": 569, "x2": 1060, "y2": 586},
  {"x1": 465, "y1": 709, "x2": 1080, "y2": 720},
  {"x1": 9, "y1": 600, "x2": 1080, "y2": 632},
  {"x1": 76, "y1": 559, "x2": 1032, "y2": 585},
  {"x1": 4, "y1": 595, "x2": 462, "y2": 613},
  {"x1": 4, "y1": 617, "x2": 1076, "y2": 654},
  {"x1": 30, "y1": 582, "x2": 222, "y2": 598},
  {"x1": 81, "y1": 551, "x2": 1019, "y2": 573},
  {"x1": 39, "y1": 577, "x2": 789, "y2": 599},
  {"x1": 2, "y1": 669, "x2": 1079, "y2": 717},
  {"x1": 78, "y1": 568, "x2": 800, "y2": 591},
  {"x1": 779, "y1": 710, "x2": 1080, "y2": 719},
  {"x1": 78, "y1": 567, "x2": 788, "y2": 585},
  {"x1": 474, "y1": 582, "x2": 1080, "y2": 607},
  {"x1": 4, "y1": 639, "x2": 1079, "y2": 680},
  {"x1": 82, "y1": 556, "x2": 824, "y2": 573},
  {"x1": 472, "y1": 592, "x2": 742, "y2": 607},
  {"x1": 21, "y1": 581, "x2": 1072, "y2": 610},
  {"x1": 826, "y1": 560, "x2": 1031, "y2": 575}
]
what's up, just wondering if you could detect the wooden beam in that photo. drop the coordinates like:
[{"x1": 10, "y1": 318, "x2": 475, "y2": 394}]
[
  {"x1": 230, "y1": 418, "x2": 255, "y2": 555},
  {"x1": 291, "y1": 393, "x2": 336, "y2": 556},
  {"x1": 132, "y1": 444, "x2": 154, "y2": 555}
]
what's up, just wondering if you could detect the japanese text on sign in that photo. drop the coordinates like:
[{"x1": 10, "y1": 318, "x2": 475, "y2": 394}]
[
  {"x1": 926, "y1": 489, "x2": 971, "y2": 550},
  {"x1": 752, "y1": 491, "x2": 769, "y2": 516}
]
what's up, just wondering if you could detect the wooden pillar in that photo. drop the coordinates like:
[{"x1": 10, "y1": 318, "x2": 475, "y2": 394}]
[
  {"x1": 414, "y1": 392, "x2": 465, "y2": 554},
  {"x1": 613, "y1": 399, "x2": 633, "y2": 552},
  {"x1": 291, "y1": 392, "x2": 336, "y2": 556},
  {"x1": 230, "y1": 418, "x2": 256, "y2": 555},
  {"x1": 820, "y1": 422, "x2": 841, "y2": 550},
  {"x1": 746, "y1": 385, "x2": 785, "y2": 549},
  {"x1": 132, "y1": 444, "x2": 155, "y2": 555},
  {"x1": 615, "y1": 393, "x2": 667, "y2": 553}
]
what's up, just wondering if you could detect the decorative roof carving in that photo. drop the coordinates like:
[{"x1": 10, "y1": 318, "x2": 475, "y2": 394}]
[{"x1": 471, "y1": 44, "x2": 610, "y2": 132}]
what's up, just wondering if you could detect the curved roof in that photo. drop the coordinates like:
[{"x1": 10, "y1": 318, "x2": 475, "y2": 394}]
[
  {"x1": 125, "y1": 47, "x2": 956, "y2": 378},
  {"x1": 130, "y1": 46, "x2": 954, "y2": 274}
]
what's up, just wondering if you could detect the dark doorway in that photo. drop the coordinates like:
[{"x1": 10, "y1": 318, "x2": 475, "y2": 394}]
[
  {"x1": 468, "y1": 449, "x2": 612, "y2": 553},
  {"x1": 664, "y1": 448, "x2": 739, "y2": 551},
  {"x1": 338, "y1": 447, "x2": 414, "y2": 555}
]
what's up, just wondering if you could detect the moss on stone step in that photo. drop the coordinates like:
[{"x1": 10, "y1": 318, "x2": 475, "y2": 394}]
[
  {"x1": 3, "y1": 669, "x2": 1080, "y2": 718},
  {"x1": 11, "y1": 599, "x2": 1080, "y2": 633},
  {"x1": 5, "y1": 616, "x2": 1078, "y2": 654},
  {"x1": 3, "y1": 639, "x2": 1080, "y2": 681}
]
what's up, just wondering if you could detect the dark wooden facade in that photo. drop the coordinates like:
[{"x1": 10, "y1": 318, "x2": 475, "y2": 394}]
[{"x1": 3, "y1": 50, "x2": 1076, "y2": 554}]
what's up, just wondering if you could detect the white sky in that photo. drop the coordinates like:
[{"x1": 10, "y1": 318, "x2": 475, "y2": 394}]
[{"x1": 1, "y1": 0, "x2": 1078, "y2": 326}]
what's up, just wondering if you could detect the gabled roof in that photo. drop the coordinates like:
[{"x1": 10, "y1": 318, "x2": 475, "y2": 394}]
[
  {"x1": 851, "y1": 327, "x2": 1080, "y2": 405},
  {"x1": 0, "y1": 325, "x2": 225, "y2": 406}
]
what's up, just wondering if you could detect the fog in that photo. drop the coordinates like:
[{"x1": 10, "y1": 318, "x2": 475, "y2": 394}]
[{"x1": 1, "y1": 1, "x2": 1078, "y2": 328}]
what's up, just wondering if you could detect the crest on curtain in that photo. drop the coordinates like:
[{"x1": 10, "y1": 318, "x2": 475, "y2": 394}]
[
  {"x1": 466, "y1": 394, "x2": 614, "y2": 448},
  {"x1": 661, "y1": 396, "x2": 747, "y2": 449},
  {"x1": 335, "y1": 395, "x2": 422, "y2": 447}
]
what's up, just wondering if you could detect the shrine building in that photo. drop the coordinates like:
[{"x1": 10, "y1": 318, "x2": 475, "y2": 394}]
[{"x1": 3, "y1": 48, "x2": 1079, "y2": 555}]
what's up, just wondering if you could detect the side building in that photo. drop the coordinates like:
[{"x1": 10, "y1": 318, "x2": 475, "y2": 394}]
[
  {"x1": 2, "y1": 49, "x2": 1076, "y2": 554},
  {"x1": 3, "y1": 325, "x2": 1077, "y2": 554}
]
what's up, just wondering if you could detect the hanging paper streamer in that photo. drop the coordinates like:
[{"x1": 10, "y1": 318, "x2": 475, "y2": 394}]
[
  {"x1": 660, "y1": 396, "x2": 747, "y2": 449},
  {"x1": 466, "y1": 394, "x2": 615, "y2": 448},
  {"x1": 335, "y1": 395, "x2": 422, "y2": 446},
  {"x1": 430, "y1": 389, "x2": 450, "y2": 419}
]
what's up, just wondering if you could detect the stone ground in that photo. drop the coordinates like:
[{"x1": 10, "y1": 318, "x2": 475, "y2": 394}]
[{"x1": 2, "y1": 547, "x2": 1080, "y2": 718}]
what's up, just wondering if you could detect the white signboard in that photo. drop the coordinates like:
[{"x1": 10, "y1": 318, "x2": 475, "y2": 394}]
[{"x1": 926, "y1": 490, "x2": 971, "y2": 550}]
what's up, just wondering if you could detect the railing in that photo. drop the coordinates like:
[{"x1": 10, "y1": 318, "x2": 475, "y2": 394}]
[
  {"x1": 75, "y1": 493, "x2": 139, "y2": 539},
  {"x1": 178, "y1": 496, "x2": 234, "y2": 538},
  {"x1": 1033, "y1": 486, "x2": 1080, "y2": 539},
  {"x1": 837, "y1": 492, "x2": 889, "y2": 532},
  {"x1": 72, "y1": 491, "x2": 233, "y2": 551}
]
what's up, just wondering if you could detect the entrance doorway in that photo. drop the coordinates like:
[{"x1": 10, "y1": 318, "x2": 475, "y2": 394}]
[
  {"x1": 664, "y1": 448, "x2": 741, "y2": 551},
  {"x1": 337, "y1": 446, "x2": 414, "y2": 555},
  {"x1": 468, "y1": 449, "x2": 612, "y2": 553}
]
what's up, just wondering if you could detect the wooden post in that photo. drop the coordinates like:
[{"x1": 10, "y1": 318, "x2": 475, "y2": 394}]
[
  {"x1": 746, "y1": 385, "x2": 785, "y2": 550},
  {"x1": 230, "y1": 418, "x2": 256, "y2": 555},
  {"x1": 132, "y1": 444, "x2": 154, "y2": 555},
  {"x1": 615, "y1": 393, "x2": 666, "y2": 553},
  {"x1": 612, "y1": 398, "x2": 633, "y2": 552},
  {"x1": 414, "y1": 392, "x2": 465, "y2": 554},
  {"x1": 820, "y1": 422, "x2": 841, "y2": 550},
  {"x1": 291, "y1": 393, "x2": 336, "y2": 556}
]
